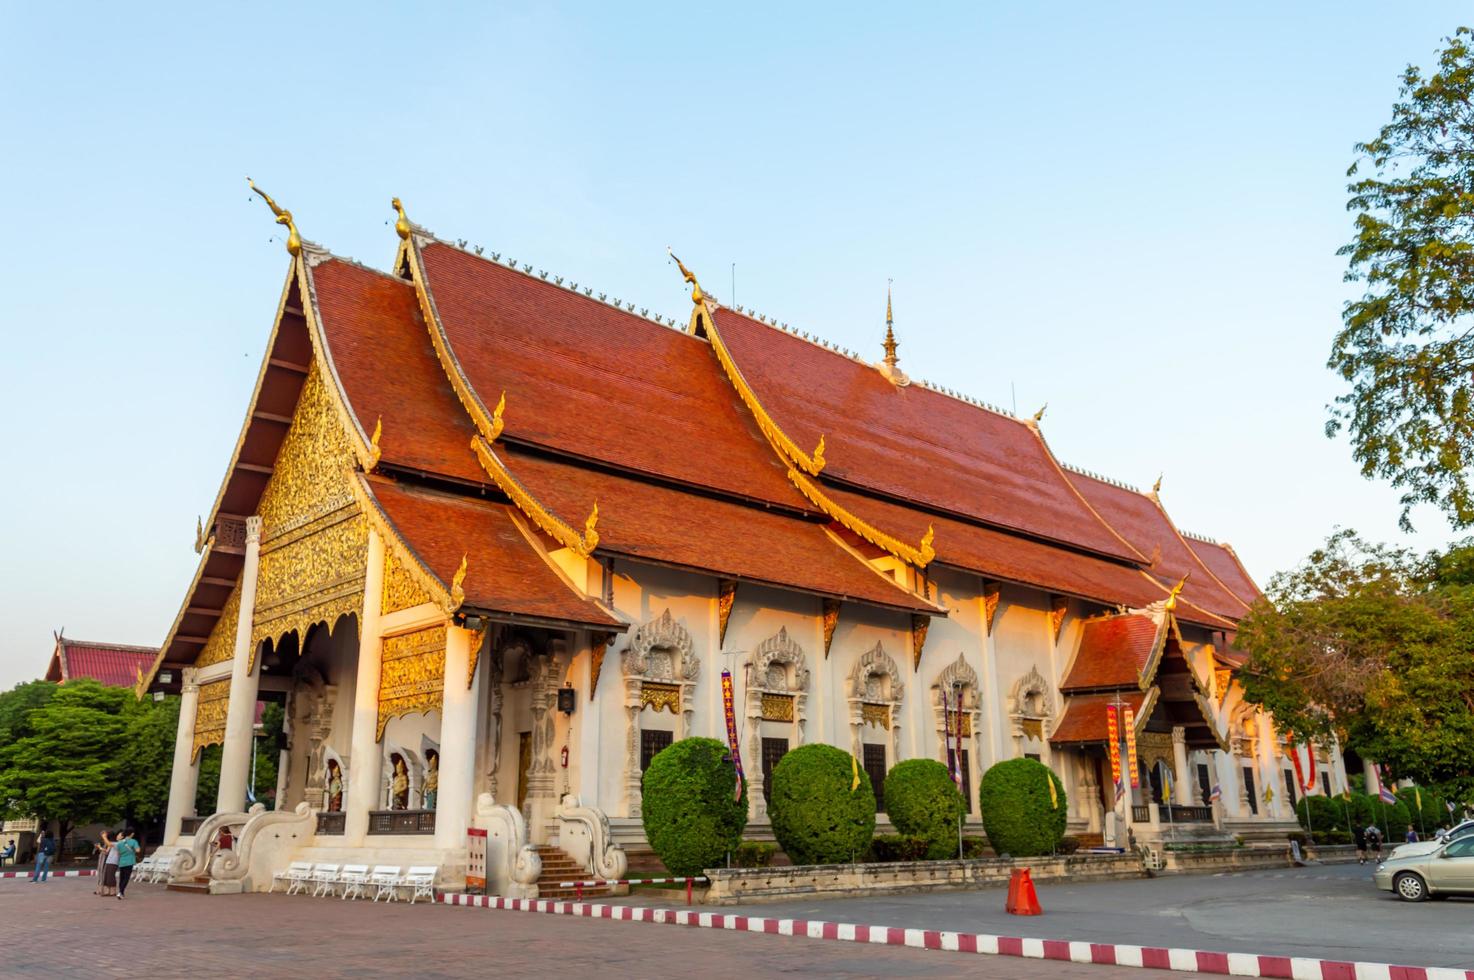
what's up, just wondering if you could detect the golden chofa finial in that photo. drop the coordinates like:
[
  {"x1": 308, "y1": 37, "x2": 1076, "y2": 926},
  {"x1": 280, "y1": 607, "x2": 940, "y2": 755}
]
[
  {"x1": 366, "y1": 415, "x2": 383, "y2": 470},
  {"x1": 447, "y1": 553, "x2": 469, "y2": 612},
  {"x1": 247, "y1": 178, "x2": 301, "y2": 256},
  {"x1": 582, "y1": 501, "x2": 601, "y2": 553},
  {"x1": 1152, "y1": 472, "x2": 1163, "y2": 495},
  {"x1": 392, "y1": 197, "x2": 411, "y2": 241},
  {"x1": 1165, "y1": 572, "x2": 1190, "y2": 612},
  {"x1": 1033, "y1": 403, "x2": 1048, "y2": 423},
  {"x1": 667, "y1": 248, "x2": 706, "y2": 306}
]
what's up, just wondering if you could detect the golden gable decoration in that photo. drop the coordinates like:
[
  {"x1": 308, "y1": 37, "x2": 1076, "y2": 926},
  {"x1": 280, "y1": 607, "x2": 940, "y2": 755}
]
[
  {"x1": 382, "y1": 548, "x2": 433, "y2": 615},
  {"x1": 377, "y1": 625, "x2": 447, "y2": 739},
  {"x1": 194, "y1": 586, "x2": 242, "y2": 668},
  {"x1": 761, "y1": 692, "x2": 795, "y2": 722},
  {"x1": 821, "y1": 599, "x2": 841, "y2": 658},
  {"x1": 250, "y1": 365, "x2": 369, "y2": 654},
  {"x1": 192, "y1": 678, "x2": 231, "y2": 761},
  {"x1": 640, "y1": 682, "x2": 681, "y2": 714}
]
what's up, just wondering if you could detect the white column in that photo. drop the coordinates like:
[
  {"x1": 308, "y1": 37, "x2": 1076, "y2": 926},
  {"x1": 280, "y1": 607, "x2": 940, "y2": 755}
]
[
  {"x1": 345, "y1": 529, "x2": 386, "y2": 846},
  {"x1": 1219, "y1": 747, "x2": 1245, "y2": 818},
  {"x1": 217, "y1": 516, "x2": 263, "y2": 814},
  {"x1": 163, "y1": 668, "x2": 202, "y2": 844},
  {"x1": 1256, "y1": 714, "x2": 1281, "y2": 819},
  {"x1": 1172, "y1": 727, "x2": 1194, "y2": 805},
  {"x1": 435, "y1": 623, "x2": 481, "y2": 851}
]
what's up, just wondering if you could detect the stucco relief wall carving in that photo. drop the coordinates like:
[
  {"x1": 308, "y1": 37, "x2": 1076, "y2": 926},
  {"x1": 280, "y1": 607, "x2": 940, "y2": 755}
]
[
  {"x1": 744, "y1": 627, "x2": 810, "y2": 817},
  {"x1": 847, "y1": 642, "x2": 903, "y2": 765},
  {"x1": 620, "y1": 609, "x2": 699, "y2": 817}
]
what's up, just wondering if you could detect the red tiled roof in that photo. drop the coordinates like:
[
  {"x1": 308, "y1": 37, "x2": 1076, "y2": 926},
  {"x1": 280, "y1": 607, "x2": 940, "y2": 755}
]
[
  {"x1": 49, "y1": 640, "x2": 159, "y2": 688},
  {"x1": 415, "y1": 244, "x2": 803, "y2": 506},
  {"x1": 364, "y1": 475, "x2": 623, "y2": 631},
  {"x1": 310, "y1": 257, "x2": 486, "y2": 484},
  {"x1": 1049, "y1": 690, "x2": 1148, "y2": 745},
  {"x1": 709, "y1": 308, "x2": 1143, "y2": 563},
  {"x1": 815, "y1": 485, "x2": 1216, "y2": 618},
  {"x1": 1061, "y1": 614, "x2": 1162, "y2": 692},
  {"x1": 1065, "y1": 472, "x2": 1248, "y2": 622},
  {"x1": 1185, "y1": 538, "x2": 1262, "y2": 609},
  {"x1": 499, "y1": 447, "x2": 940, "y2": 613}
]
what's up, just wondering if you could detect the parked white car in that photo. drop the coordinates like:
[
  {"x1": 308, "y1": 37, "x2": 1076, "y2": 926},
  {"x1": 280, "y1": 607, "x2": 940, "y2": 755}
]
[{"x1": 1388, "y1": 819, "x2": 1474, "y2": 861}]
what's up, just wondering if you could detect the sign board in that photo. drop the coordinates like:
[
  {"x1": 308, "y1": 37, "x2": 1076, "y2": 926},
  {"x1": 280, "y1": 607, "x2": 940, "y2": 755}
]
[{"x1": 466, "y1": 827, "x2": 487, "y2": 893}]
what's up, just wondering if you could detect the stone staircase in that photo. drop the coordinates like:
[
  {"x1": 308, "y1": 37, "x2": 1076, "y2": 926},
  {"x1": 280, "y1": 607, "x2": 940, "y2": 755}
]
[{"x1": 534, "y1": 845, "x2": 613, "y2": 900}]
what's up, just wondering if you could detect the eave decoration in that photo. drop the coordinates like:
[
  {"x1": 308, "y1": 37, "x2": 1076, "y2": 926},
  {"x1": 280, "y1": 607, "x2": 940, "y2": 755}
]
[
  {"x1": 470, "y1": 434, "x2": 599, "y2": 557},
  {"x1": 787, "y1": 469, "x2": 935, "y2": 568},
  {"x1": 821, "y1": 598, "x2": 841, "y2": 659},
  {"x1": 377, "y1": 625, "x2": 447, "y2": 740},
  {"x1": 589, "y1": 631, "x2": 614, "y2": 699},
  {"x1": 982, "y1": 580, "x2": 1001, "y2": 636},
  {"x1": 717, "y1": 579, "x2": 737, "y2": 647},
  {"x1": 191, "y1": 678, "x2": 231, "y2": 762},
  {"x1": 910, "y1": 614, "x2": 930, "y2": 672},
  {"x1": 1049, "y1": 595, "x2": 1068, "y2": 645},
  {"x1": 348, "y1": 473, "x2": 461, "y2": 615}
]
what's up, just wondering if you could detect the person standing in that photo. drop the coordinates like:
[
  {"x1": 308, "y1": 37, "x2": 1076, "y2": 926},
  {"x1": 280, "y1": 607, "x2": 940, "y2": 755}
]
[
  {"x1": 1366, "y1": 824, "x2": 1383, "y2": 861},
  {"x1": 30, "y1": 830, "x2": 56, "y2": 883},
  {"x1": 114, "y1": 829, "x2": 141, "y2": 900},
  {"x1": 1352, "y1": 824, "x2": 1368, "y2": 864},
  {"x1": 93, "y1": 831, "x2": 113, "y2": 895}
]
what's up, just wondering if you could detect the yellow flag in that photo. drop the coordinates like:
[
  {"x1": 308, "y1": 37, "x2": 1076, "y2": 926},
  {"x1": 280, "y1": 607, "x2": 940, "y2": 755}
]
[
  {"x1": 851, "y1": 753, "x2": 861, "y2": 792},
  {"x1": 1047, "y1": 772, "x2": 1059, "y2": 810},
  {"x1": 1264, "y1": 786, "x2": 1274, "y2": 804},
  {"x1": 1415, "y1": 787, "x2": 1422, "y2": 811}
]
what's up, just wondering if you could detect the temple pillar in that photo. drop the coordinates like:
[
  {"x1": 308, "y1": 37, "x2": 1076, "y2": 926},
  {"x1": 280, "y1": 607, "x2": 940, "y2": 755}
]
[
  {"x1": 1220, "y1": 744, "x2": 1245, "y2": 818},
  {"x1": 1172, "y1": 727, "x2": 1194, "y2": 805},
  {"x1": 164, "y1": 668, "x2": 202, "y2": 844},
  {"x1": 345, "y1": 529, "x2": 386, "y2": 846},
  {"x1": 1255, "y1": 714, "x2": 1281, "y2": 819},
  {"x1": 434, "y1": 623, "x2": 481, "y2": 851},
  {"x1": 217, "y1": 516, "x2": 263, "y2": 814}
]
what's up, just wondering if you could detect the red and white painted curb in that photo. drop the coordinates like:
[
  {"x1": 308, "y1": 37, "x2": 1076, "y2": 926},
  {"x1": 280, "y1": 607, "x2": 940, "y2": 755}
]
[
  {"x1": 555, "y1": 876, "x2": 706, "y2": 888},
  {"x1": 0, "y1": 869, "x2": 95, "y2": 879},
  {"x1": 437, "y1": 893, "x2": 1473, "y2": 980}
]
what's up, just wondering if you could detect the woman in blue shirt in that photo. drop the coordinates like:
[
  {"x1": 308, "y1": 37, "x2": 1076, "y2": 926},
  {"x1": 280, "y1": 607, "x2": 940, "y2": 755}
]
[{"x1": 114, "y1": 829, "x2": 141, "y2": 900}]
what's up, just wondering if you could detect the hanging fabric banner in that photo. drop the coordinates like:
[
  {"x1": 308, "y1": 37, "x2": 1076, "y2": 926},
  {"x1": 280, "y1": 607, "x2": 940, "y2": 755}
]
[
  {"x1": 1290, "y1": 742, "x2": 1315, "y2": 795},
  {"x1": 1123, "y1": 706, "x2": 1140, "y2": 789},
  {"x1": 952, "y1": 689, "x2": 964, "y2": 789},
  {"x1": 720, "y1": 669, "x2": 745, "y2": 802},
  {"x1": 1106, "y1": 705, "x2": 1122, "y2": 791}
]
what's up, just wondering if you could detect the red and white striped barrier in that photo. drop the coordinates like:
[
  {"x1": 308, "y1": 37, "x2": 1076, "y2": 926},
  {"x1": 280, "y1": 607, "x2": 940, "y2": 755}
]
[
  {"x1": 436, "y1": 893, "x2": 1474, "y2": 980},
  {"x1": 556, "y1": 876, "x2": 708, "y2": 904},
  {"x1": 0, "y1": 869, "x2": 96, "y2": 879}
]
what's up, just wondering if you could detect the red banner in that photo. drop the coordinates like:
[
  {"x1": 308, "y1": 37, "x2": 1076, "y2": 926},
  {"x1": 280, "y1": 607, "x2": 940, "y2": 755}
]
[
  {"x1": 720, "y1": 669, "x2": 745, "y2": 802},
  {"x1": 1290, "y1": 742, "x2": 1316, "y2": 794},
  {"x1": 1123, "y1": 707, "x2": 1139, "y2": 788},
  {"x1": 1106, "y1": 705, "x2": 1122, "y2": 789}
]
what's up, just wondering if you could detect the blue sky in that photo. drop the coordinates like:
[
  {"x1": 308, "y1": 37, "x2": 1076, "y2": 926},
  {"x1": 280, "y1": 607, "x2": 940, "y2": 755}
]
[{"x1": 0, "y1": 3, "x2": 1466, "y2": 687}]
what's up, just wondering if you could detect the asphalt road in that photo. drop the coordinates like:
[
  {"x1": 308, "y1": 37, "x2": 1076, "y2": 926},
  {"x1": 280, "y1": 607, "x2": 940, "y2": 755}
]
[{"x1": 641, "y1": 864, "x2": 1474, "y2": 970}]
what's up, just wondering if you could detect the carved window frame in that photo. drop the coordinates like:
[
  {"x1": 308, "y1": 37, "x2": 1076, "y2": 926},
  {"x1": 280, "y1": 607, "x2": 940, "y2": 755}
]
[
  {"x1": 930, "y1": 653, "x2": 982, "y2": 810},
  {"x1": 1006, "y1": 665, "x2": 1055, "y2": 756},
  {"x1": 620, "y1": 609, "x2": 699, "y2": 817},
  {"x1": 847, "y1": 642, "x2": 904, "y2": 782},
  {"x1": 743, "y1": 627, "x2": 810, "y2": 818}
]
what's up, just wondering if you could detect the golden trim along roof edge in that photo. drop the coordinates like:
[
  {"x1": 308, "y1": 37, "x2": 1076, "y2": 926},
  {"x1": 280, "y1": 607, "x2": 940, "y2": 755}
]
[
  {"x1": 788, "y1": 468, "x2": 935, "y2": 569},
  {"x1": 348, "y1": 471, "x2": 459, "y2": 613},
  {"x1": 470, "y1": 435, "x2": 599, "y2": 559}
]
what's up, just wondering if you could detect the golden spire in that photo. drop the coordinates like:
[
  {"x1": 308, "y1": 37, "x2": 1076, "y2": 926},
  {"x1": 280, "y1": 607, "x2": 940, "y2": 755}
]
[
  {"x1": 247, "y1": 178, "x2": 301, "y2": 256},
  {"x1": 882, "y1": 282, "x2": 899, "y2": 370},
  {"x1": 1165, "y1": 572, "x2": 1190, "y2": 612},
  {"x1": 392, "y1": 197, "x2": 411, "y2": 240},
  {"x1": 1033, "y1": 403, "x2": 1048, "y2": 423},
  {"x1": 667, "y1": 248, "x2": 705, "y2": 305},
  {"x1": 1152, "y1": 472, "x2": 1163, "y2": 495}
]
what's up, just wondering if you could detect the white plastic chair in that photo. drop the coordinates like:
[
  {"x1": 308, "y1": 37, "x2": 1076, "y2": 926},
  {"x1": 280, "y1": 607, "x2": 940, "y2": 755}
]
[
  {"x1": 339, "y1": 864, "x2": 371, "y2": 900},
  {"x1": 133, "y1": 855, "x2": 156, "y2": 884},
  {"x1": 369, "y1": 865, "x2": 404, "y2": 902},
  {"x1": 402, "y1": 866, "x2": 437, "y2": 904},
  {"x1": 310, "y1": 863, "x2": 342, "y2": 898},
  {"x1": 275, "y1": 861, "x2": 314, "y2": 895}
]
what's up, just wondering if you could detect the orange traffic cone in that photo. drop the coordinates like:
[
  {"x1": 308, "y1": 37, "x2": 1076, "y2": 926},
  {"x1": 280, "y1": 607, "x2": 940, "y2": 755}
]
[{"x1": 1005, "y1": 868, "x2": 1042, "y2": 915}]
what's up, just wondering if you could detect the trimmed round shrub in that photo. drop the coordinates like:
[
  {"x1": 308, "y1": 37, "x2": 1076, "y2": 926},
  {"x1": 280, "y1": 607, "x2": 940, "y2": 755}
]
[
  {"x1": 1295, "y1": 794, "x2": 1346, "y2": 835},
  {"x1": 883, "y1": 759, "x2": 967, "y2": 860},
  {"x1": 978, "y1": 758, "x2": 1067, "y2": 857},
  {"x1": 769, "y1": 743, "x2": 876, "y2": 866},
  {"x1": 1347, "y1": 792, "x2": 1411, "y2": 842},
  {"x1": 641, "y1": 737, "x2": 747, "y2": 876}
]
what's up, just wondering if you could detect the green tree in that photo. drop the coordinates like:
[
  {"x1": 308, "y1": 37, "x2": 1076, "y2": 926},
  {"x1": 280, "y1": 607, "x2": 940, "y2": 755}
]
[
  {"x1": 639, "y1": 737, "x2": 747, "y2": 876},
  {"x1": 192, "y1": 702, "x2": 283, "y2": 816},
  {"x1": 1331, "y1": 28, "x2": 1474, "y2": 530},
  {"x1": 0, "y1": 680, "x2": 129, "y2": 849},
  {"x1": 1237, "y1": 532, "x2": 1474, "y2": 801}
]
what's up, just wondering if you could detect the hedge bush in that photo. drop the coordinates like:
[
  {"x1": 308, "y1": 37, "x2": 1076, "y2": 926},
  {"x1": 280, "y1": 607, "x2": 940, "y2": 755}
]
[
  {"x1": 866, "y1": 834, "x2": 931, "y2": 863},
  {"x1": 1347, "y1": 792, "x2": 1412, "y2": 842},
  {"x1": 640, "y1": 737, "x2": 747, "y2": 876},
  {"x1": 1395, "y1": 787, "x2": 1444, "y2": 834},
  {"x1": 978, "y1": 758, "x2": 1067, "y2": 857},
  {"x1": 1294, "y1": 794, "x2": 1346, "y2": 835},
  {"x1": 768, "y1": 743, "x2": 876, "y2": 865},
  {"x1": 733, "y1": 841, "x2": 779, "y2": 868},
  {"x1": 882, "y1": 759, "x2": 967, "y2": 860}
]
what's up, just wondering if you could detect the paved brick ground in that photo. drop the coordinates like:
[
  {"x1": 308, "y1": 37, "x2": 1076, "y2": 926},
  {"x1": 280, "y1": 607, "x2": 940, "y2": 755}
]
[{"x1": 0, "y1": 878, "x2": 1198, "y2": 979}]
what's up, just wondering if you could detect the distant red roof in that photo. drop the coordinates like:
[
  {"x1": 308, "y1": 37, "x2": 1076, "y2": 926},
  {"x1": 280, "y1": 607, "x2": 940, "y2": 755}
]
[
  {"x1": 47, "y1": 638, "x2": 159, "y2": 688},
  {"x1": 1061, "y1": 614, "x2": 1162, "y2": 692},
  {"x1": 1185, "y1": 538, "x2": 1262, "y2": 609},
  {"x1": 1050, "y1": 690, "x2": 1149, "y2": 745}
]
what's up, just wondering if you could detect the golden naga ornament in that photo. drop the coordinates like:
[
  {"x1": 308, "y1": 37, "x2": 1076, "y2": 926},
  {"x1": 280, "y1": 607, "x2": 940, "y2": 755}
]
[
  {"x1": 488, "y1": 391, "x2": 506, "y2": 441},
  {"x1": 367, "y1": 415, "x2": 383, "y2": 471},
  {"x1": 667, "y1": 248, "x2": 705, "y2": 306},
  {"x1": 248, "y1": 178, "x2": 301, "y2": 256},
  {"x1": 392, "y1": 197, "x2": 412, "y2": 241},
  {"x1": 448, "y1": 553, "x2": 468, "y2": 612},
  {"x1": 1165, "y1": 572, "x2": 1190, "y2": 612}
]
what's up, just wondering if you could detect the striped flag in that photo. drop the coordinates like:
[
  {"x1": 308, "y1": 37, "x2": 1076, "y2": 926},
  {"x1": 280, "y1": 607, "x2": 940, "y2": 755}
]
[
  {"x1": 1209, "y1": 783, "x2": 1222, "y2": 803},
  {"x1": 1379, "y1": 784, "x2": 1398, "y2": 805}
]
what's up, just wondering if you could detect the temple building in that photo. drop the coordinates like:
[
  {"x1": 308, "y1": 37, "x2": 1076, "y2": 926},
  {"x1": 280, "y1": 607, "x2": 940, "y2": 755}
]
[{"x1": 139, "y1": 190, "x2": 1343, "y2": 892}]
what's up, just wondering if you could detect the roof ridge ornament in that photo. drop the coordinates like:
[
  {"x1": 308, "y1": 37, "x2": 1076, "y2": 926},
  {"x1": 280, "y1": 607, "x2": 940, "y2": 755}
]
[
  {"x1": 667, "y1": 247, "x2": 706, "y2": 306},
  {"x1": 1152, "y1": 472, "x2": 1163, "y2": 496},
  {"x1": 367, "y1": 416, "x2": 383, "y2": 471},
  {"x1": 878, "y1": 281, "x2": 909, "y2": 386},
  {"x1": 448, "y1": 554, "x2": 468, "y2": 612},
  {"x1": 488, "y1": 391, "x2": 506, "y2": 441},
  {"x1": 247, "y1": 178, "x2": 301, "y2": 256},
  {"x1": 392, "y1": 197, "x2": 412, "y2": 241},
  {"x1": 1165, "y1": 572, "x2": 1189, "y2": 612}
]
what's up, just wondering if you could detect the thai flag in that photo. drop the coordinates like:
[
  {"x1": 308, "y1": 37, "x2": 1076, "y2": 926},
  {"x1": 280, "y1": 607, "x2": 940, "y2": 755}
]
[
  {"x1": 1209, "y1": 783, "x2": 1222, "y2": 803},
  {"x1": 1379, "y1": 783, "x2": 1398, "y2": 805}
]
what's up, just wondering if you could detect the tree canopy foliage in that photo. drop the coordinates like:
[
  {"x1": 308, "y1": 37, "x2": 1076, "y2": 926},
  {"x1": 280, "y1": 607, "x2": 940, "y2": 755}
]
[
  {"x1": 1331, "y1": 27, "x2": 1474, "y2": 530},
  {"x1": 1237, "y1": 531, "x2": 1474, "y2": 801},
  {"x1": 0, "y1": 679, "x2": 179, "y2": 845}
]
